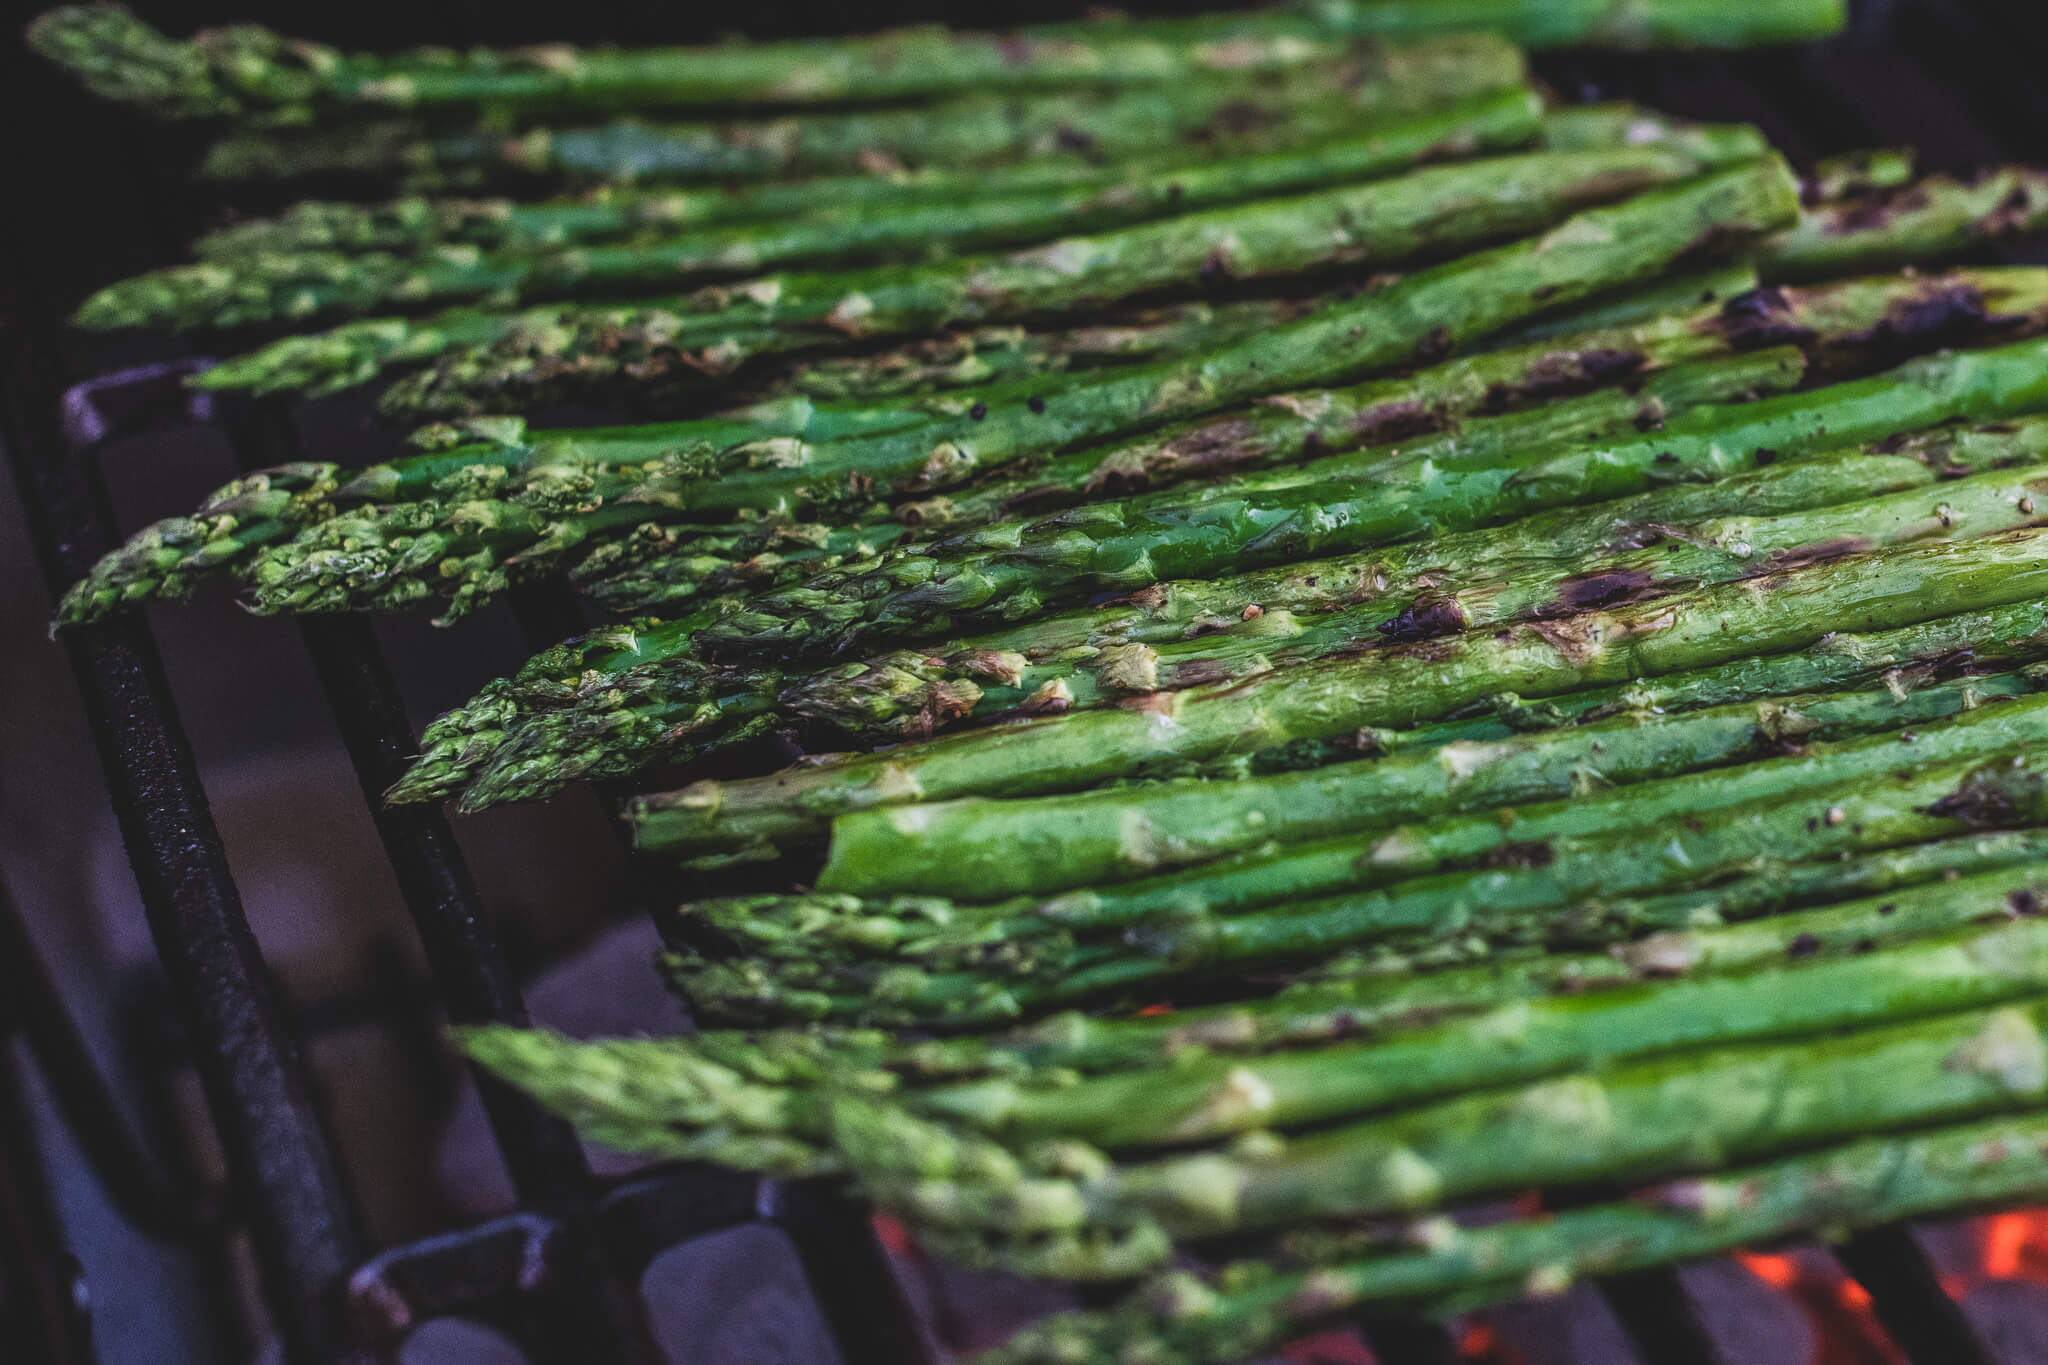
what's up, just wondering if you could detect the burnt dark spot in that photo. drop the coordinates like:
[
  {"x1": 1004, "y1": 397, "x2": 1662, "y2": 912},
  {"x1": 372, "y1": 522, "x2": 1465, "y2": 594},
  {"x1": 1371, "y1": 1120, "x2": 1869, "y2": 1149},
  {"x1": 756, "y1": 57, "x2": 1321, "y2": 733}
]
[
  {"x1": 1210, "y1": 100, "x2": 1274, "y2": 136},
  {"x1": 1654, "y1": 451, "x2": 1678, "y2": 464},
  {"x1": 1415, "y1": 326, "x2": 1455, "y2": 365},
  {"x1": 1807, "y1": 817, "x2": 1819, "y2": 833},
  {"x1": 1635, "y1": 410, "x2": 1665, "y2": 434},
  {"x1": 1349, "y1": 398, "x2": 1439, "y2": 443},
  {"x1": 1879, "y1": 284, "x2": 1992, "y2": 348},
  {"x1": 1198, "y1": 247, "x2": 1237, "y2": 284},
  {"x1": 1484, "y1": 349, "x2": 1646, "y2": 414},
  {"x1": 1553, "y1": 567, "x2": 1657, "y2": 613},
  {"x1": 1531, "y1": 284, "x2": 1561, "y2": 303},
  {"x1": 1376, "y1": 596, "x2": 1467, "y2": 642},
  {"x1": 1170, "y1": 658, "x2": 1236, "y2": 688},
  {"x1": 2011, "y1": 888, "x2": 2042, "y2": 917},
  {"x1": 1027, "y1": 395, "x2": 1046, "y2": 414},
  {"x1": 1479, "y1": 840, "x2": 1555, "y2": 870},
  {"x1": 1167, "y1": 182, "x2": 1184, "y2": 202},
  {"x1": 1833, "y1": 184, "x2": 1931, "y2": 235},
  {"x1": 1754, "y1": 447, "x2": 1779, "y2": 466},
  {"x1": 1854, "y1": 939, "x2": 1877, "y2": 955},
  {"x1": 1788, "y1": 933, "x2": 1822, "y2": 959},
  {"x1": 1302, "y1": 430, "x2": 1329, "y2": 460},
  {"x1": 1879, "y1": 902, "x2": 1897, "y2": 916},
  {"x1": 1714, "y1": 286, "x2": 1814, "y2": 350},
  {"x1": 969, "y1": 401, "x2": 988, "y2": 421},
  {"x1": 1981, "y1": 183, "x2": 2044, "y2": 236},
  {"x1": 1927, "y1": 760, "x2": 2047, "y2": 827},
  {"x1": 1761, "y1": 535, "x2": 1875, "y2": 573},
  {"x1": 1053, "y1": 124, "x2": 1095, "y2": 153},
  {"x1": 1872, "y1": 431, "x2": 1915, "y2": 455}
]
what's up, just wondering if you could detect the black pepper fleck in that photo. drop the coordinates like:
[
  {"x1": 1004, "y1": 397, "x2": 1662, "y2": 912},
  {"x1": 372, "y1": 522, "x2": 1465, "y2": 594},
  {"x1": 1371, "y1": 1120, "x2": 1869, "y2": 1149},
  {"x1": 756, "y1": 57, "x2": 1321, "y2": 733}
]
[
  {"x1": 1753, "y1": 447, "x2": 1778, "y2": 466},
  {"x1": 1027, "y1": 396, "x2": 1046, "y2": 414},
  {"x1": 1788, "y1": 933, "x2": 1822, "y2": 958},
  {"x1": 2012, "y1": 888, "x2": 2042, "y2": 916},
  {"x1": 1854, "y1": 939, "x2": 1876, "y2": 955},
  {"x1": 1878, "y1": 903, "x2": 1897, "y2": 916},
  {"x1": 969, "y1": 401, "x2": 988, "y2": 421}
]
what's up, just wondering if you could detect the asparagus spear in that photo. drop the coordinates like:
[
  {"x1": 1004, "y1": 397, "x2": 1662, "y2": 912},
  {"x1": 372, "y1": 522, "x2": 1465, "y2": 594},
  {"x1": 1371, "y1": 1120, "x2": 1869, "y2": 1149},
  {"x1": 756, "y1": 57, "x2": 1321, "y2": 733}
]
[
  {"x1": 448, "y1": 404, "x2": 2044, "y2": 814},
  {"x1": 63, "y1": 162, "x2": 1796, "y2": 631},
  {"x1": 821, "y1": 644, "x2": 2048, "y2": 903},
  {"x1": 1761, "y1": 167, "x2": 2048, "y2": 281},
  {"x1": 630, "y1": 527, "x2": 2048, "y2": 860},
  {"x1": 184, "y1": 110, "x2": 1762, "y2": 407},
  {"x1": 1306, "y1": 0, "x2": 1849, "y2": 50},
  {"x1": 209, "y1": 94, "x2": 1764, "y2": 261},
  {"x1": 187, "y1": 149, "x2": 2021, "y2": 415},
  {"x1": 77, "y1": 137, "x2": 1699, "y2": 333},
  {"x1": 569, "y1": 259, "x2": 2011, "y2": 614},
  {"x1": 980, "y1": 1114, "x2": 2048, "y2": 1364},
  {"x1": 693, "y1": 332, "x2": 2048, "y2": 661},
  {"x1": 683, "y1": 691, "x2": 2048, "y2": 988},
  {"x1": 26, "y1": 5, "x2": 1361, "y2": 120},
  {"x1": 484, "y1": 909, "x2": 2048, "y2": 1177},
  {"x1": 404, "y1": 347, "x2": 1803, "y2": 808},
  {"x1": 192, "y1": 83, "x2": 1540, "y2": 263},
  {"x1": 645, "y1": 589, "x2": 2048, "y2": 865},
  {"x1": 673, "y1": 755, "x2": 2048, "y2": 1025},
  {"x1": 777, "y1": 426, "x2": 2048, "y2": 759},
  {"x1": 549, "y1": 851, "x2": 2048, "y2": 1102}
]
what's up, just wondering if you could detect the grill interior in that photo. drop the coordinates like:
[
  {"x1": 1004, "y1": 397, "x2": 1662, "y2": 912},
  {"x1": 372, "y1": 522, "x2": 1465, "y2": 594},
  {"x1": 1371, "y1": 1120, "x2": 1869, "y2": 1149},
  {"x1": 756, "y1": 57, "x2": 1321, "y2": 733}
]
[{"x1": 5, "y1": 2, "x2": 2048, "y2": 1362}]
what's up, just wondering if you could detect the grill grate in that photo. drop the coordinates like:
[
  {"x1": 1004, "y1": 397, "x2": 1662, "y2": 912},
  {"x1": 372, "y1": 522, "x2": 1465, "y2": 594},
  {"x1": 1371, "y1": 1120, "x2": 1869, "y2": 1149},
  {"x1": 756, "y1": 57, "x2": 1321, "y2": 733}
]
[{"x1": 3, "y1": 2, "x2": 2047, "y2": 1362}]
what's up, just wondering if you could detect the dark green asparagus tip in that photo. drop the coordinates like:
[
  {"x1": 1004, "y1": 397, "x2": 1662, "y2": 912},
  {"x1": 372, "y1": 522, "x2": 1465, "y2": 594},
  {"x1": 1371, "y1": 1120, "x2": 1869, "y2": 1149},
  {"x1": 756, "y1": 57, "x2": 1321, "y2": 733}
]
[{"x1": 27, "y1": 6, "x2": 231, "y2": 118}]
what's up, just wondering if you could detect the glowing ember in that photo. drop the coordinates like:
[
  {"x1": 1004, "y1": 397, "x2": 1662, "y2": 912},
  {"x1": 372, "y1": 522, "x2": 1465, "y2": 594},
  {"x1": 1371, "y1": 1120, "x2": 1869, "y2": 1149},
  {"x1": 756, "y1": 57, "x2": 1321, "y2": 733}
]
[
  {"x1": 1280, "y1": 1329, "x2": 1373, "y2": 1363},
  {"x1": 1458, "y1": 1321, "x2": 1500, "y2": 1359},
  {"x1": 1738, "y1": 1249, "x2": 1903, "y2": 1365},
  {"x1": 1976, "y1": 1209, "x2": 2048, "y2": 1281}
]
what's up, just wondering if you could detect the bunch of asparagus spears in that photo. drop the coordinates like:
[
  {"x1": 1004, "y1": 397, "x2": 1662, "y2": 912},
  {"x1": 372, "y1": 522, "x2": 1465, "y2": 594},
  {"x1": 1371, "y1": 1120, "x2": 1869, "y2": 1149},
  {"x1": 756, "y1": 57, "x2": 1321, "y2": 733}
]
[{"x1": 40, "y1": 1, "x2": 2048, "y2": 1358}]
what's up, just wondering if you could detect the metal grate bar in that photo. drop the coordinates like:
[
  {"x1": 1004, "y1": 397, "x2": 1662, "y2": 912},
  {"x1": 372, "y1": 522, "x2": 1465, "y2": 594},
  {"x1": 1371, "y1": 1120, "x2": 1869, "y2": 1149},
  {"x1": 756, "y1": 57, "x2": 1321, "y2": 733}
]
[
  {"x1": 0, "y1": 343, "x2": 369, "y2": 1362},
  {"x1": 215, "y1": 396, "x2": 666, "y2": 1365}
]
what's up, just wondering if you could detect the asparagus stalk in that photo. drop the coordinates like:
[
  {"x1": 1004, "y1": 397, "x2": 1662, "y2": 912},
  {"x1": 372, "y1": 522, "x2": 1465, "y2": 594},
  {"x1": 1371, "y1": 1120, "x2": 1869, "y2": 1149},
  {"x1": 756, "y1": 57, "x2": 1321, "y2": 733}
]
[
  {"x1": 192, "y1": 81, "x2": 1540, "y2": 261},
  {"x1": 206, "y1": 95, "x2": 1756, "y2": 261},
  {"x1": 447, "y1": 405, "x2": 2044, "y2": 815},
  {"x1": 1761, "y1": 167, "x2": 2048, "y2": 281},
  {"x1": 26, "y1": 6, "x2": 1363, "y2": 120},
  {"x1": 671, "y1": 755, "x2": 2048, "y2": 1027},
  {"x1": 569, "y1": 259, "x2": 2012, "y2": 615},
  {"x1": 485, "y1": 910, "x2": 2048, "y2": 1175},
  {"x1": 630, "y1": 527, "x2": 2048, "y2": 861},
  {"x1": 980, "y1": 1114, "x2": 2048, "y2": 1364},
  {"x1": 403, "y1": 347, "x2": 1802, "y2": 808},
  {"x1": 693, "y1": 332, "x2": 2048, "y2": 662},
  {"x1": 681, "y1": 690, "x2": 2048, "y2": 990},
  {"x1": 188, "y1": 151, "x2": 1794, "y2": 411},
  {"x1": 562, "y1": 850, "x2": 2048, "y2": 1100},
  {"x1": 820, "y1": 642, "x2": 2048, "y2": 903},
  {"x1": 77, "y1": 136, "x2": 1697, "y2": 334},
  {"x1": 776, "y1": 425, "x2": 2048, "y2": 761},
  {"x1": 1305, "y1": 0, "x2": 1849, "y2": 49},
  {"x1": 63, "y1": 162, "x2": 1797, "y2": 632}
]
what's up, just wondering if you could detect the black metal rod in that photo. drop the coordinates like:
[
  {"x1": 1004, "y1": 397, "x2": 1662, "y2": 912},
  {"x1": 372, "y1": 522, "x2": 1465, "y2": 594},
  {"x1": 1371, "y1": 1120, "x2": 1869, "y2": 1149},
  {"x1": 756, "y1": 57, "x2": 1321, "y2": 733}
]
[
  {"x1": 220, "y1": 397, "x2": 665, "y2": 1365},
  {"x1": 0, "y1": 872, "x2": 203, "y2": 1243},
  {"x1": 0, "y1": 1042, "x2": 95, "y2": 1365},
  {"x1": 1836, "y1": 1227, "x2": 2005, "y2": 1365},
  {"x1": 0, "y1": 374, "x2": 369, "y2": 1362},
  {"x1": 766, "y1": 1178, "x2": 938, "y2": 1365}
]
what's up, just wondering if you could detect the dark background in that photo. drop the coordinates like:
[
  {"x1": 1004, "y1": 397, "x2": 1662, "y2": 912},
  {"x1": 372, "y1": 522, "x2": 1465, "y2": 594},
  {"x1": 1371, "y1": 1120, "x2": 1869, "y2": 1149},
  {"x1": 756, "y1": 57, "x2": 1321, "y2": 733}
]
[{"x1": 5, "y1": 2, "x2": 2048, "y2": 1362}]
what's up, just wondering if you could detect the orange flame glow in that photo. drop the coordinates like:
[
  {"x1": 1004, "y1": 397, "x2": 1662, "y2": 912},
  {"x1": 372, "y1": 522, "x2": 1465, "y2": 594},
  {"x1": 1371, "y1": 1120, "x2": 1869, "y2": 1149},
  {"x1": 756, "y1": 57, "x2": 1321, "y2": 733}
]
[{"x1": 1977, "y1": 1209, "x2": 2048, "y2": 1281}]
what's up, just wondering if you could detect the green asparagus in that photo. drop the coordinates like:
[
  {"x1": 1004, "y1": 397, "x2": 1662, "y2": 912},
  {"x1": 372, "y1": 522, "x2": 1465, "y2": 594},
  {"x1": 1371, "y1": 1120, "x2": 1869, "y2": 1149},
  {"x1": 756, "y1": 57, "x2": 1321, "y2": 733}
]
[
  {"x1": 26, "y1": 6, "x2": 1357, "y2": 119},
  {"x1": 1762, "y1": 167, "x2": 2048, "y2": 280},
  {"x1": 631, "y1": 527, "x2": 2048, "y2": 860},
  {"x1": 980, "y1": 1114, "x2": 2048, "y2": 1363},
  {"x1": 77, "y1": 137, "x2": 1699, "y2": 334},
  {"x1": 402, "y1": 346, "x2": 1806, "y2": 809}
]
